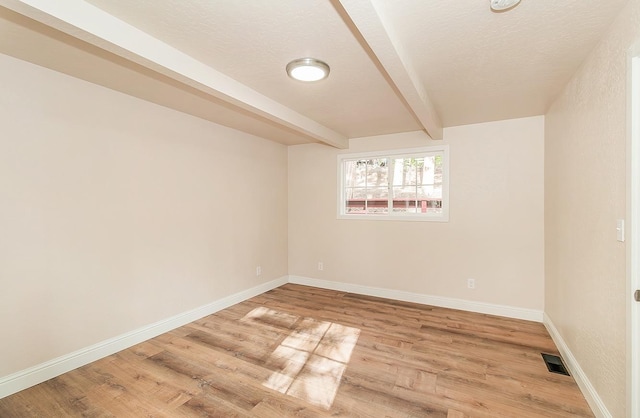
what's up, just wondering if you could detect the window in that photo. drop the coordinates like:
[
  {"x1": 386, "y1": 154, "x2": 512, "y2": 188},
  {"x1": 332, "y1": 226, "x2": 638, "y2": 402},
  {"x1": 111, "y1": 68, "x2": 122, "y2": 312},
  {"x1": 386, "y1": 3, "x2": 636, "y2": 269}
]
[{"x1": 338, "y1": 145, "x2": 449, "y2": 221}]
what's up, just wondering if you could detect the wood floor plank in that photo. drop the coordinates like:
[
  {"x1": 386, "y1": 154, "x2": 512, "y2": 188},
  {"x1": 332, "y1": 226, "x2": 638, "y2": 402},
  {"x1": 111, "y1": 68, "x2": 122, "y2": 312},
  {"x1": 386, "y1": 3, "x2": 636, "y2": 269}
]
[
  {"x1": 104, "y1": 353, "x2": 193, "y2": 412},
  {"x1": 178, "y1": 393, "x2": 251, "y2": 418},
  {"x1": 0, "y1": 284, "x2": 594, "y2": 417},
  {"x1": 250, "y1": 394, "x2": 329, "y2": 418}
]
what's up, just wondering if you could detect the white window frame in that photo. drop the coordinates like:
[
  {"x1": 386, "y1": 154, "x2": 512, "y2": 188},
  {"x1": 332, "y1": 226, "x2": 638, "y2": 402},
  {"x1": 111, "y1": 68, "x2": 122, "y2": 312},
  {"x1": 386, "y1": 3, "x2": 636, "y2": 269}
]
[{"x1": 337, "y1": 145, "x2": 449, "y2": 222}]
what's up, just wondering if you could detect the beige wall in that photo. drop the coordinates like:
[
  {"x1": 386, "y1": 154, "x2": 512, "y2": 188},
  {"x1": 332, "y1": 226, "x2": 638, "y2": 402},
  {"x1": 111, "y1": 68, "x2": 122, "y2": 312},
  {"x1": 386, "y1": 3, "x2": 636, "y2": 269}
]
[
  {"x1": 544, "y1": 0, "x2": 640, "y2": 416},
  {"x1": 0, "y1": 53, "x2": 288, "y2": 377},
  {"x1": 289, "y1": 116, "x2": 544, "y2": 311}
]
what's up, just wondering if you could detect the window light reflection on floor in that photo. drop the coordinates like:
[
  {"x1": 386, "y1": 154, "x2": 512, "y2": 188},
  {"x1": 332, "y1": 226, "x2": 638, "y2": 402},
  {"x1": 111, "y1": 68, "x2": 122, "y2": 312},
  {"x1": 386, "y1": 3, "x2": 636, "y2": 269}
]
[{"x1": 241, "y1": 307, "x2": 361, "y2": 410}]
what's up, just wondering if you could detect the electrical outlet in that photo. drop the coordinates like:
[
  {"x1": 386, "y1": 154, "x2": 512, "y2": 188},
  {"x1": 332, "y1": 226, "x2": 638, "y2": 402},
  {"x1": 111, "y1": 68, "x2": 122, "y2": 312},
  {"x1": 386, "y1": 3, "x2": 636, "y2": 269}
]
[
  {"x1": 467, "y1": 278, "x2": 475, "y2": 289},
  {"x1": 318, "y1": 262, "x2": 324, "y2": 271},
  {"x1": 256, "y1": 266, "x2": 262, "y2": 276}
]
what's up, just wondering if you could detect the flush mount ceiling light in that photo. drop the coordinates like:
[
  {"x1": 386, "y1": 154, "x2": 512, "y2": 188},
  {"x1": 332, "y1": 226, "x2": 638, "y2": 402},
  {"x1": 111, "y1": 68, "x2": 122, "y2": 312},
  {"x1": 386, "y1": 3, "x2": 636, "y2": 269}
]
[
  {"x1": 286, "y1": 58, "x2": 330, "y2": 82},
  {"x1": 490, "y1": 0, "x2": 521, "y2": 11}
]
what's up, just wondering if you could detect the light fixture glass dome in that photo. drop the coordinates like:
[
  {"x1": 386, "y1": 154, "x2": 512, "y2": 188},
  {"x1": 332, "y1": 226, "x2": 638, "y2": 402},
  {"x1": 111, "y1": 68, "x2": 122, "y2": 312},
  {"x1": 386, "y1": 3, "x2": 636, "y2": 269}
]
[
  {"x1": 286, "y1": 58, "x2": 330, "y2": 82},
  {"x1": 490, "y1": 0, "x2": 521, "y2": 11}
]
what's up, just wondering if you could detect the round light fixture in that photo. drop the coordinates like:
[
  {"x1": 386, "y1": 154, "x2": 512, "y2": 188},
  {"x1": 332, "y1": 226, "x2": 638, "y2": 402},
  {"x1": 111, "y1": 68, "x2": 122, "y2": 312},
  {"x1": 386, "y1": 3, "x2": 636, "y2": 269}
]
[
  {"x1": 286, "y1": 58, "x2": 330, "y2": 82},
  {"x1": 490, "y1": 0, "x2": 521, "y2": 11}
]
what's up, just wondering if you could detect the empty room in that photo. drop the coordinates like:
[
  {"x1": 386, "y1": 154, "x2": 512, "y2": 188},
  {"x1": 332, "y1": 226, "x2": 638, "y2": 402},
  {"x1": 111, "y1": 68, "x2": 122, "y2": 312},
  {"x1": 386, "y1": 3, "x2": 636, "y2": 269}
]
[{"x1": 1, "y1": 0, "x2": 639, "y2": 417}]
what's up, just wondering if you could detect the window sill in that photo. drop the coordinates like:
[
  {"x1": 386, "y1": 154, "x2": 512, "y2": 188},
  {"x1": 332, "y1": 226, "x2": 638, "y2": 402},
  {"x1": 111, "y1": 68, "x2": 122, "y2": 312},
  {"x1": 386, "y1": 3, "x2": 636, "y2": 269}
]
[{"x1": 337, "y1": 213, "x2": 449, "y2": 222}]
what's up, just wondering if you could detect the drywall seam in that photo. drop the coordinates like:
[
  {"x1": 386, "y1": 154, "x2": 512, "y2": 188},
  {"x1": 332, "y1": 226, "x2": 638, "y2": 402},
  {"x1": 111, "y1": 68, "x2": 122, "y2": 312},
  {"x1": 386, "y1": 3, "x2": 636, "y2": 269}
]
[
  {"x1": 289, "y1": 275, "x2": 543, "y2": 322},
  {"x1": 543, "y1": 313, "x2": 611, "y2": 418},
  {"x1": 0, "y1": 276, "x2": 288, "y2": 399}
]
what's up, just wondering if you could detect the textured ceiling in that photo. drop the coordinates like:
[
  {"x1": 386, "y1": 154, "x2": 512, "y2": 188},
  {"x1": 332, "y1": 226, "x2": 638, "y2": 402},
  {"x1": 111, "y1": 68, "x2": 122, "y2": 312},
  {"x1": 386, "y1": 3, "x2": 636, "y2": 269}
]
[
  {"x1": 0, "y1": 0, "x2": 630, "y2": 146},
  {"x1": 373, "y1": 0, "x2": 630, "y2": 126},
  {"x1": 82, "y1": 0, "x2": 422, "y2": 139}
]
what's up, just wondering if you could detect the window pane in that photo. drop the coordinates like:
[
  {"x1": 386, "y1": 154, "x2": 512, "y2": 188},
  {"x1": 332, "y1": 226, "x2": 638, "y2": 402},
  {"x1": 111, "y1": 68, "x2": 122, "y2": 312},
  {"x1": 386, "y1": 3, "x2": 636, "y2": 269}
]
[
  {"x1": 361, "y1": 188, "x2": 385, "y2": 214},
  {"x1": 418, "y1": 154, "x2": 442, "y2": 213},
  {"x1": 345, "y1": 188, "x2": 366, "y2": 213},
  {"x1": 365, "y1": 159, "x2": 388, "y2": 188},
  {"x1": 420, "y1": 180, "x2": 442, "y2": 214},
  {"x1": 344, "y1": 160, "x2": 366, "y2": 188},
  {"x1": 344, "y1": 158, "x2": 390, "y2": 188},
  {"x1": 345, "y1": 187, "x2": 366, "y2": 199},
  {"x1": 391, "y1": 186, "x2": 417, "y2": 214},
  {"x1": 434, "y1": 154, "x2": 443, "y2": 184},
  {"x1": 344, "y1": 159, "x2": 389, "y2": 215},
  {"x1": 392, "y1": 202, "x2": 418, "y2": 214}
]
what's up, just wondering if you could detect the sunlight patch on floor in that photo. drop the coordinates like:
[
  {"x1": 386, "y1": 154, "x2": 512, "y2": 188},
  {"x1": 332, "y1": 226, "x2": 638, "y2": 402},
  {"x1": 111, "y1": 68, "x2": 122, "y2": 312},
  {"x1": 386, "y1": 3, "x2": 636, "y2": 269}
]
[
  {"x1": 241, "y1": 307, "x2": 360, "y2": 410},
  {"x1": 286, "y1": 355, "x2": 347, "y2": 409}
]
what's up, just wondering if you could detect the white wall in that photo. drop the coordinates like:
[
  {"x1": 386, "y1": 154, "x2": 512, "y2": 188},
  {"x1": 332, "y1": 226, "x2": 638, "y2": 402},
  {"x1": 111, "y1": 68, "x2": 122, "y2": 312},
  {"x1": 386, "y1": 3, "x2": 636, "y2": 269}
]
[
  {"x1": 544, "y1": 1, "x2": 640, "y2": 416},
  {"x1": 0, "y1": 53, "x2": 288, "y2": 377},
  {"x1": 289, "y1": 116, "x2": 544, "y2": 312}
]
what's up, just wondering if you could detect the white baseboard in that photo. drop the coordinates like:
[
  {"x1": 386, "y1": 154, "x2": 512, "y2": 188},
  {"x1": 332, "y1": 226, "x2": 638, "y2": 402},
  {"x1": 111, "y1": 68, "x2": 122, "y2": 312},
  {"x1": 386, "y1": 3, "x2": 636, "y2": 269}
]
[
  {"x1": 0, "y1": 274, "x2": 546, "y2": 400},
  {"x1": 288, "y1": 276, "x2": 543, "y2": 322},
  {"x1": 0, "y1": 276, "x2": 288, "y2": 399},
  {"x1": 543, "y1": 313, "x2": 611, "y2": 418}
]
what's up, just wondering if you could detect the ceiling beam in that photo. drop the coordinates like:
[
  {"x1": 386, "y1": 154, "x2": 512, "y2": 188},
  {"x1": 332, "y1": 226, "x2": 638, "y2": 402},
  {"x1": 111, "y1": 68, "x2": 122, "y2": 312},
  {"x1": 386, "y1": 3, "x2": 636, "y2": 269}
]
[
  {"x1": 333, "y1": 0, "x2": 443, "y2": 140},
  {"x1": 0, "y1": 0, "x2": 349, "y2": 149}
]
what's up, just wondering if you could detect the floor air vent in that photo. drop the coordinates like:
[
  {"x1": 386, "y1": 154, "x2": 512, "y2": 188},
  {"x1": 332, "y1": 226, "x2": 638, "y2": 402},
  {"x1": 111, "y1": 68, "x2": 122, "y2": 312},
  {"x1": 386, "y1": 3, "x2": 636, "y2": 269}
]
[{"x1": 541, "y1": 353, "x2": 570, "y2": 376}]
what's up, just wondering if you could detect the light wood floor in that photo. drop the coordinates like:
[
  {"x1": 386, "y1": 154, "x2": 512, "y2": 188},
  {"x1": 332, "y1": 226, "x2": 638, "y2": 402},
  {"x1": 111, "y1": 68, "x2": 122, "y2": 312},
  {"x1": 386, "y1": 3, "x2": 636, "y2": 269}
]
[{"x1": 0, "y1": 284, "x2": 593, "y2": 417}]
